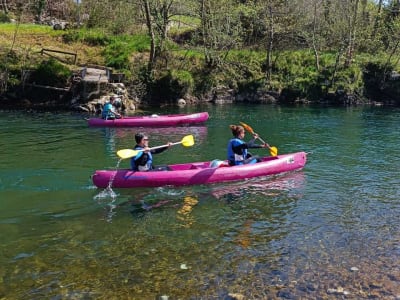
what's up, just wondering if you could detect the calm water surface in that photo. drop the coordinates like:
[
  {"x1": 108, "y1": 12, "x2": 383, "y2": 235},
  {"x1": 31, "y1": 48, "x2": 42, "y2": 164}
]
[{"x1": 0, "y1": 105, "x2": 399, "y2": 299}]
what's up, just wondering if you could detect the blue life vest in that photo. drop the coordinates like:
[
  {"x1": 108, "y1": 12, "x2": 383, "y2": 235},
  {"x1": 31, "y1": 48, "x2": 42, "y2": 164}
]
[
  {"x1": 130, "y1": 146, "x2": 153, "y2": 171},
  {"x1": 102, "y1": 102, "x2": 115, "y2": 119},
  {"x1": 227, "y1": 138, "x2": 248, "y2": 165}
]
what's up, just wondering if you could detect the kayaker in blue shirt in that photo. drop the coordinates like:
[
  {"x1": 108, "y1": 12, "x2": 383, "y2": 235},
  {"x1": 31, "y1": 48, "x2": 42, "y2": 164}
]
[
  {"x1": 101, "y1": 96, "x2": 122, "y2": 120},
  {"x1": 227, "y1": 124, "x2": 268, "y2": 166},
  {"x1": 131, "y1": 133, "x2": 172, "y2": 171}
]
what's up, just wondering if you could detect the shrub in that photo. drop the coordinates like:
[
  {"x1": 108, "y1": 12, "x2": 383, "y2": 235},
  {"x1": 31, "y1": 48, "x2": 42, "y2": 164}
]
[
  {"x1": 0, "y1": 12, "x2": 10, "y2": 23},
  {"x1": 151, "y1": 70, "x2": 194, "y2": 102},
  {"x1": 31, "y1": 58, "x2": 71, "y2": 87},
  {"x1": 62, "y1": 29, "x2": 110, "y2": 46}
]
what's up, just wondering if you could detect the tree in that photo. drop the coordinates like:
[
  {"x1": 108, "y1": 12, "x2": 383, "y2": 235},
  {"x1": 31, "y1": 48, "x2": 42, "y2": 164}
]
[
  {"x1": 197, "y1": 0, "x2": 244, "y2": 68},
  {"x1": 1, "y1": 0, "x2": 9, "y2": 14},
  {"x1": 256, "y1": 0, "x2": 291, "y2": 83},
  {"x1": 139, "y1": 0, "x2": 179, "y2": 79}
]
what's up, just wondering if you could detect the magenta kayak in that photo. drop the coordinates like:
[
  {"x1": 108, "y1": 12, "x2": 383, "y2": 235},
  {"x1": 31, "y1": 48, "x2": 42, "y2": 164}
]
[
  {"x1": 92, "y1": 152, "x2": 307, "y2": 188},
  {"x1": 87, "y1": 112, "x2": 209, "y2": 127}
]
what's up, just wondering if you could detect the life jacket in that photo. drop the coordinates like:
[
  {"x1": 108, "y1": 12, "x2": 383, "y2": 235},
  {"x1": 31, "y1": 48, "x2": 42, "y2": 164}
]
[
  {"x1": 131, "y1": 146, "x2": 153, "y2": 171},
  {"x1": 101, "y1": 102, "x2": 115, "y2": 120},
  {"x1": 227, "y1": 138, "x2": 248, "y2": 165}
]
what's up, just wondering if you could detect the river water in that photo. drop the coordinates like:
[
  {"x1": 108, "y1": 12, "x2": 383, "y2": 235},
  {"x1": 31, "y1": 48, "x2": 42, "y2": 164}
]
[{"x1": 0, "y1": 104, "x2": 399, "y2": 299}]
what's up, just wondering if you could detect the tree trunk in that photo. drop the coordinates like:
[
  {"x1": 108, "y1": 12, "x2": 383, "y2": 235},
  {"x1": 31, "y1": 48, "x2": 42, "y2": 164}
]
[
  {"x1": 330, "y1": 45, "x2": 345, "y2": 87},
  {"x1": 371, "y1": 0, "x2": 383, "y2": 39},
  {"x1": 142, "y1": 0, "x2": 156, "y2": 79},
  {"x1": 345, "y1": 0, "x2": 360, "y2": 67},
  {"x1": 311, "y1": 1, "x2": 320, "y2": 72},
  {"x1": 1, "y1": 0, "x2": 8, "y2": 14},
  {"x1": 200, "y1": 0, "x2": 214, "y2": 68},
  {"x1": 265, "y1": 5, "x2": 274, "y2": 82}
]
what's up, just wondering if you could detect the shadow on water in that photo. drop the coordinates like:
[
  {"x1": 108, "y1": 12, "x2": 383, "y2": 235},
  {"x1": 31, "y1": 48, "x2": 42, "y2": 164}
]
[{"x1": 94, "y1": 171, "x2": 306, "y2": 222}]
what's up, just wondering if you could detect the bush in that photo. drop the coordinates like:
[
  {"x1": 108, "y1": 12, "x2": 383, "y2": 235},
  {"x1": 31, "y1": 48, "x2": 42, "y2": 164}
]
[
  {"x1": 31, "y1": 58, "x2": 71, "y2": 87},
  {"x1": 151, "y1": 70, "x2": 194, "y2": 103},
  {"x1": 0, "y1": 12, "x2": 10, "y2": 23},
  {"x1": 103, "y1": 35, "x2": 150, "y2": 70},
  {"x1": 62, "y1": 29, "x2": 110, "y2": 46}
]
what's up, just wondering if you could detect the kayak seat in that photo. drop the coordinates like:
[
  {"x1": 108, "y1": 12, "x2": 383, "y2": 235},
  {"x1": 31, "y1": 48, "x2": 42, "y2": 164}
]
[
  {"x1": 190, "y1": 165, "x2": 199, "y2": 169},
  {"x1": 209, "y1": 159, "x2": 230, "y2": 168}
]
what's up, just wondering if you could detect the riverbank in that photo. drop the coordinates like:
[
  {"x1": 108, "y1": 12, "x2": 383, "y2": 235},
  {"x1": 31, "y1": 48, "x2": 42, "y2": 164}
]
[{"x1": 1, "y1": 24, "x2": 399, "y2": 111}]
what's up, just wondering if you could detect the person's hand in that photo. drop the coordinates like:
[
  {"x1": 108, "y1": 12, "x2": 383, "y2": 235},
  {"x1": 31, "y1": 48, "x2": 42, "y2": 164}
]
[
  {"x1": 253, "y1": 133, "x2": 259, "y2": 139},
  {"x1": 167, "y1": 142, "x2": 173, "y2": 148},
  {"x1": 143, "y1": 146, "x2": 150, "y2": 152},
  {"x1": 262, "y1": 143, "x2": 270, "y2": 148}
]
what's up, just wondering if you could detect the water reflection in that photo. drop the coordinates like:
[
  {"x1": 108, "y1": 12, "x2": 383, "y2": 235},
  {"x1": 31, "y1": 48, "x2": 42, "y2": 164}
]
[
  {"x1": 103, "y1": 128, "x2": 117, "y2": 155},
  {"x1": 94, "y1": 172, "x2": 305, "y2": 227},
  {"x1": 100, "y1": 126, "x2": 208, "y2": 152},
  {"x1": 176, "y1": 195, "x2": 199, "y2": 228},
  {"x1": 209, "y1": 171, "x2": 305, "y2": 201}
]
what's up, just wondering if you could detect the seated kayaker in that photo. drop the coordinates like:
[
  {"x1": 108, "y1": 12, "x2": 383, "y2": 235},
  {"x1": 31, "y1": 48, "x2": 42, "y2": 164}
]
[
  {"x1": 101, "y1": 95, "x2": 122, "y2": 120},
  {"x1": 227, "y1": 124, "x2": 268, "y2": 166},
  {"x1": 131, "y1": 133, "x2": 172, "y2": 171}
]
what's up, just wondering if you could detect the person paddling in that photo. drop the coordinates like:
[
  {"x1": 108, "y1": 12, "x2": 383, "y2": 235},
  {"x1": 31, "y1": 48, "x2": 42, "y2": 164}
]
[
  {"x1": 101, "y1": 95, "x2": 122, "y2": 120},
  {"x1": 227, "y1": 124, "x2": 268, "y2": 166},
  {"x1": 131, "y1": 133, "x2": 172, "y2": 171}
]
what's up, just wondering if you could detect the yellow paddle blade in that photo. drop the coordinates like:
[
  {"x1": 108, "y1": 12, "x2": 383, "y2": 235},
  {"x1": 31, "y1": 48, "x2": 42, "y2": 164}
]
[
  {"x1": 181, "y1": 134, "x2": 194, "y2": 147},
  {"x1": 240, "y1": 121, "x2": 255, "y2": 134},
  {"x1": 117, "y1": 149, "x2": 140, "y2": 159},
  {"x1": 269, "y1": 146, "x2": 278, "y2": 157}
]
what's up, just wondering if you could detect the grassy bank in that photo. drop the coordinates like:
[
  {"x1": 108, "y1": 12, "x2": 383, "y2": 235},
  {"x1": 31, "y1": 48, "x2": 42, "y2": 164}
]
[{"x1": 1, "y1": 23, "x2": 399, "y2": 106}]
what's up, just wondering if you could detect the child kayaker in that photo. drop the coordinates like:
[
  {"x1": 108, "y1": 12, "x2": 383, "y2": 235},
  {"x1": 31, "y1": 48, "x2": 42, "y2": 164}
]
[
  {"x1": 227, "y1": 124, "x2": 268, "y2": 166},
  {"x1": 131, "y1": 133, "x2": 172, "y2": 171},
  {"x1": 101, "y1": 95, "x2": 122, "y2": 120}
]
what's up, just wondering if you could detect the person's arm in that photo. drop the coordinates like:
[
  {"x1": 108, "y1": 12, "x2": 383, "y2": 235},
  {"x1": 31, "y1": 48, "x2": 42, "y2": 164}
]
[
  {"x1": 150, "y1": 142, "x2": 171, "y2": 154},
  {"x1": 231, "y1": 143, "x2": 248, "y2": 154},
  {"x1": 111, "y1": 107, "x2": 122, "y2": 118},
  {"x1": 151, "y1": 145, "x2": 169, "y2": 154},
  {"x1": 247, "y1": 133, "x2": 268, "y2": 148},
  {"x1": 247, "y1": 140, "x2": 264, "y2": 149}
]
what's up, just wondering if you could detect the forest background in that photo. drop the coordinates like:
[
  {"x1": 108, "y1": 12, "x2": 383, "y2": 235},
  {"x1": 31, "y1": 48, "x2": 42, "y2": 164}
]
[{"x1": 0, "y1": 0, "x2": 399, "y2": 108}]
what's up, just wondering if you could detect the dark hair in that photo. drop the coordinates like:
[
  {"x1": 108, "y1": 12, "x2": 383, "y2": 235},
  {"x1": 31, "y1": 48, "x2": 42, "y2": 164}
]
[
  {"x1": 230, "y1": 125, "x2": 244, "y2": 137},
  {"x1": 135, "y1": 133, "x2": 145, "y2": 143}
]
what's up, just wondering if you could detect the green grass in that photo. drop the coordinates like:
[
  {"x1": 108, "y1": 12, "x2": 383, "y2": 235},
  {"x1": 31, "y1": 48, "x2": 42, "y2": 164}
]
[{"x1": 0, "y1": 23, "x2": 64, "y2": 36}]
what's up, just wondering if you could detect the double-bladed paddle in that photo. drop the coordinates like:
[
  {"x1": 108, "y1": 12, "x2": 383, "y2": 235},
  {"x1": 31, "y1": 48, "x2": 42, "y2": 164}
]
[
  {"x1": 240, "y1": 122, "x2": 278, "y2": 156},
  {"x1": 116, "y1": 134, "x2": 195, "y2": 159}
]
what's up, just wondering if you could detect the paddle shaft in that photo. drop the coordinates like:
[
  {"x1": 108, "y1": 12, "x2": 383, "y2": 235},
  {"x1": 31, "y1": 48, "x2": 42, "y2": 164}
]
[
  {"x1": 246, "y1": 129, "x2": 271, "y2": 149},
  {"x1": 148, "y1": 141, "x2": 181, "y2": 151},
  {"x1": 240, "y1": 122, "x2": 277, "y2": 156}
]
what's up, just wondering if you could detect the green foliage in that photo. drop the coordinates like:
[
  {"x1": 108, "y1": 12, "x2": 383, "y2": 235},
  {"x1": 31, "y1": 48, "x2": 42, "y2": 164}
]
[
  {"x1": 0, "y1": 51, "x2": 21, "y2": 87},
  {"x1": 0, "y1": 23, "x2": 62, "y2": 35},
  {"x1": 362, "y1": 61, "x2": 395, "y2": 101},
  {"x1": 0, "y1": 12, "x2": 11, "y2": 23},
  {"x1": 193, "y1": 72, "x2": 218, "y2": 97},
  {"x1": 33, "y1": 0, "x2": 46, "y2": 19},
  {"x1": 62, "y1": 29, "x2": 111, "y2": 46},
  {"x1": 1, "y1": 0, "x2": 400, "y2": 106},
  {"x1": 334, "y1": 65, "x2": 364, "y2": 91},
  {"x1": 31, "y1": 58, "x2": 71, "y2": 87},
  {"x1": 102, "y1": 35, "x2": 150, "y2": 70},
  {"x1": 152, "y1": 69, "x2": 194, "y2": 102}
]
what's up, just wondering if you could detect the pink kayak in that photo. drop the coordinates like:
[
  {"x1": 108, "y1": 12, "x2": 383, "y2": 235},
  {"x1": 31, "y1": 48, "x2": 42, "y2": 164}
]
[
  {"x1": 92, "y1": 152, "x2": 307, "y2": 188},
  {"x1": 87, "y1": 112, "x2": 209, "y2": 127}
]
